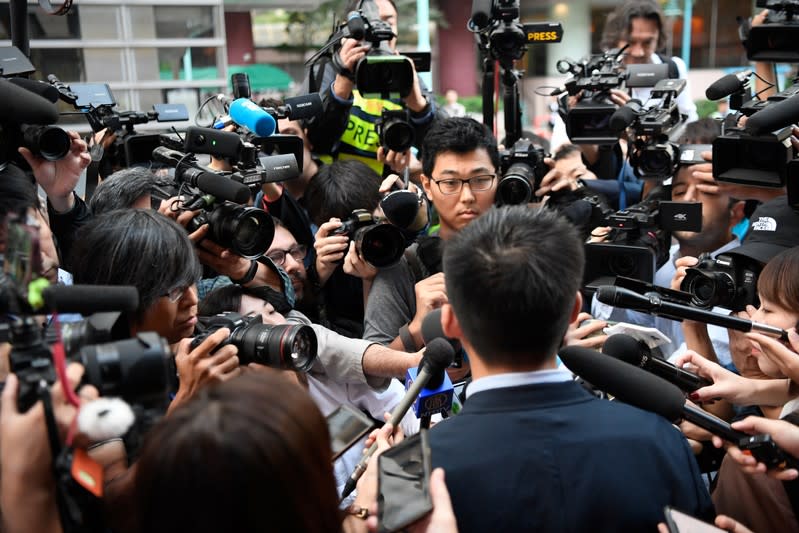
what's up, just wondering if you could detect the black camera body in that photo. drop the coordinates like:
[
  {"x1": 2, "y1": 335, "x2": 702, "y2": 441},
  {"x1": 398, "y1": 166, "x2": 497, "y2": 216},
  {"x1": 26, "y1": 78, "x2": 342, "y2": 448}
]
[
  {"x1": 740, "y1": 1, "x2": 799, "y2": 62},
  {"x1": 375, "y1": 108, "x2": 414, "y2": 153},
  {"x1": 191, "y1": 312, "x2": 317, "y2": 372},
  {"x1": 186, "y1": 201, "x2": 274, "y2": 261},
  {"x1": 332, "y1": 209, "x2": 406, "y2": 268},
  {"x1": 681, "y1": 253, "x2": 760, "y2": 311},
  {"x1": 496, "y1": 138, "x2": 548, "y2": 205}
]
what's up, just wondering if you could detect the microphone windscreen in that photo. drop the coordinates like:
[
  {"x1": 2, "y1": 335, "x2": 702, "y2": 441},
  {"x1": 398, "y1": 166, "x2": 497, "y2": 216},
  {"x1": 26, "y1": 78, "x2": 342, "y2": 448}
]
[
  {"x1": 602, "y1": 333, "x2": 644, "y2": 365},
  {"x1": 229, "y1": 98, "x2": 276, "y2": 137},
  {"x1": 381, "y1": 190, "x2": 420, "y2": 229},
  {"x1": 558, "y1": 346, "x2": 685, "y2": 421},
  {"x1": 346, "y1": 11, "x2": 366, "y2": 40},
  {"x1": 744, "y1": 93, "x2": 799, "y2": 135},
  {"x1": 43, "y1": 285, "x2": 139, "y2": 314},
  {"x1": 195, "y1": 172, "x2": 251, "y2": 204},
  {"x1": 609, "y1": 100, "x2": 641, "y2": 132},
  {"x1": 0, "y1": 78, "x2": 59, "y2": 125},
  {"x1": 423, "y1": 338, "x2": 455, "y2": 373},
  {"x1": 8, "y1": 77, "x2": 59, "y2": 103},
  {"x1": 283, "y1": 93, "x2": 322, "y2": 120},
  {"x1": 705, "y1": 73, "x2": 744, "y2": 101},
  {"x1": 470, "y1": 0, "x2": 493, "y2": 29},
  {"x1": 596, "y1": 285, "x2": 621, "y2": 306}
]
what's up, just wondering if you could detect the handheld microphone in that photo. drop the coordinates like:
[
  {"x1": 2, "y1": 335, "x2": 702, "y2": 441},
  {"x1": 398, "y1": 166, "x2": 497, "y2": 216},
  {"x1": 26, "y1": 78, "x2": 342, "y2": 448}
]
[
  {"x1": 231, "y1": 73, "x2": 251, "y2": 100},
  {"x1": 603, "y1": 333, "x2": 711, "y2": 393},
  {"x1": 42, "y1": 285, "x2": 139, "y2": 314},
  {"x1": 0, "y1": 78, "x2": 59, "y2": 125},
  {"x1": 559, "y1": 345, "x2": 749, "y2": 442},
  {"x1": 705, "y1": 70, "x2": 752, "y2": 101},
  {"x1": 380, "y1": 189, "x2": 428, "y2": 233},
  {"x1": 744, "y1": 93, "x2": 799, "y2": 135},
  {"x1": 596, "y1": 286, "x2": 788, "y2": 339},
  {"x1": 151, "y1": 147, "x2": 251, "y2": 204},
  {"x1": 609, "y1": 99, "x2": 643, "y2": 132},
  {"x1": 229, "y1": 98, "x2": 277, "y2": 137},
  {"x1": 340, "y1": 338, "x2": 455, "y2": 499},
  {"x1": 346, "y1": 11, "x2": 366, "y2": 40}
]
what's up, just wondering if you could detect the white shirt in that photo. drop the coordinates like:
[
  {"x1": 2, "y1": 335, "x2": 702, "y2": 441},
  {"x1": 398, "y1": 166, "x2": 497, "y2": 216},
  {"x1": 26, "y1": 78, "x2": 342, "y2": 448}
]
[{"x1": 466, "y1": 367, "x2": 573, "y2": 399}]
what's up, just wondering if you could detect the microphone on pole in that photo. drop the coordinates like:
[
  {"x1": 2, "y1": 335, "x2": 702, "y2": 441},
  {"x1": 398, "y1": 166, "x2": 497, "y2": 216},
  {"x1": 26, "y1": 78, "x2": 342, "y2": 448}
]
[
  {"x1": 340, "y1": 338, "x2": 455, "y2": 499},
  {"x1": 705, "y1": 70, "x2": 751, "y2": 101}
]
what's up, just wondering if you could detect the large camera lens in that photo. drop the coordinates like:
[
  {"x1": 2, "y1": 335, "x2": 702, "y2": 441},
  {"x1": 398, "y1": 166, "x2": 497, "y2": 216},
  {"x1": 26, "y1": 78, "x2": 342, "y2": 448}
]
[
  {"x1": 207, "y1": 202, "x2": 275, "y2": 260},
  {"x1": 79, "y1": 332, "x2": 171, "y2": 406},
  {"x1": 681, "y1": 269, "x2": 736, "y2": 308},
  {"x1": 497, "y1": 162, "x2": 535, "y2": 205},
  {"x1": 382, "y1": 120, "x2": 414, "y2": 152},
  {"x1": 21, "y1": 125, "x2": 71, "y2": 161},
  {"x1": 634, "y1": 144, "x2": 678, "y2": 179},
  {"x1": 231, "y1": 323, "x2": 317, "y2": 372},
  {"x1": 353, "y1": 223, "x2": 406, "y2": 268}
]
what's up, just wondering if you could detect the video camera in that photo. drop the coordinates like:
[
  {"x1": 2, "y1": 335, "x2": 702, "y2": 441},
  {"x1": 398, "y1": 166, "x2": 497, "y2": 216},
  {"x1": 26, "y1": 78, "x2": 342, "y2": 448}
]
[
  {"x1": 191, "y1": 312, "x2": 317, "y2": 372},
  {"x1": 583, "y1": 199, "x2": 702, "y2": 289},
  {"x1": 610, "y1": 78, "x2": 688, "y2": 180},
  {"x1": 495, "y1": 138, "x2": 549, "y2": 205},
  {"x1": 740, "y1": 1, "x2": 799, "y2": 62},
  {"x1": 470, "y1": 1, "x2": 563, "y2": 64},
  {"x1": 152, "y1": 145, "x2": 275, "y2": 260}
]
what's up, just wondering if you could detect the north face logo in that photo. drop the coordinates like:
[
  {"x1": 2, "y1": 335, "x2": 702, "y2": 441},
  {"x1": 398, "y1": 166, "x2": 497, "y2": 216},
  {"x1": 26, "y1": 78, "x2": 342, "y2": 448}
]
[{"x1": 752, "y1": 217, "x2": 777, "y2": 231}]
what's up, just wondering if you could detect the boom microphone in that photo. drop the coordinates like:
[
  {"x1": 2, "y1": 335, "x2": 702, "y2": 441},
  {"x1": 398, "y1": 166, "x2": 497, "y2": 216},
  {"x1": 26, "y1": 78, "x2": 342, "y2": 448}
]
[
  {"x1": 341, "y1": 338, "x2": 455, "y2": 499},
  {"x1": 596, "y1": 286, "x2": 788, "y2": 339},
  {"x1": 559, "y1": 345, "x2": 749, "y2": 442},
  {"x1": 0, "y1": 78, "x2": 59, "y2": 125},
  {"x1": 609, "y1": 99, "x2": 642, "y2": 132},
  {"x1": 43, "y1": 285, "x2": 139, "y2": 314},
  {"x1": 744, "y1": 93, "x2": 799, "y2": 135},
  {"x1": 346, "y1": 11, "x2": 366, "y2": 40},
  {"x1": 603, "y1": 333, "x2": 711, "y2": 393},
  {"x1": 229, "y1": 98, "x2": 276, "y2": 137},
  {"x1": 705, "y1": 70, "x2": 751, "y2": 101},
  {"x1": 8, "y1": 77, "x2": 59, "y2": 103}
]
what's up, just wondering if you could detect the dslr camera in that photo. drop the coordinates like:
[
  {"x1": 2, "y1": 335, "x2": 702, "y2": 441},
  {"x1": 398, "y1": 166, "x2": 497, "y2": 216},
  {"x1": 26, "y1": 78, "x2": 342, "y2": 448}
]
[
  {"x1": 375, "y1": 108, "x2": 415, "y2": 153},
  {"x1": 332, "y1": 209, "x2": 406, "y2": 268},
  {"x1": 496, "y1": 138, "x2": 549, "y2": 205},
  {"x1": 191, "y1": 312, "x2": 317, "y2": 372},
  {"x1": 681, "y1": 253, "x2": 760, "y2": 311}
]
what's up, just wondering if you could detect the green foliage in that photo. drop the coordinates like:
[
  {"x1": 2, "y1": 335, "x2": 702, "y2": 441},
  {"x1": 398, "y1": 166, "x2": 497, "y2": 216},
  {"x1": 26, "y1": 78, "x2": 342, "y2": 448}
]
[{"x1": 695, "y1": 99, "x2": 718, "y2": 119}]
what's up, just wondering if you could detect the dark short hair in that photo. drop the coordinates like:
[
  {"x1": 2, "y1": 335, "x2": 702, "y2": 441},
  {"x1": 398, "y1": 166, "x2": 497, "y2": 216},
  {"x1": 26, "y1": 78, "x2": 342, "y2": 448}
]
[
  {"x1": 678, "y1": 118, "x2": 721, "y2": 145},
  {"x1": 305, "y1": 159, "x2": 382, "y2": 226},
  {"x1": 134, "y1": 373, "x2": 341, "y2": 533},
  {"x1": 420, "y1": 117, "x2": 499, "y2": 178},
  {"x1": 600, "y1": 0, "x2": 668, "y2": 52},
  {"x1": 89, "y1": 167, "x2": 170, "y2": 215},
  {"x1": 553, "y1": 143, "x2": 582, "y2": 161},
  {"x1": 443, "y1": 206, "x2": 584, "y2": 366},
  {"x1": 0, "y1": 164, "x2": 37, "y2": 219},
  {"x1": 758, "y1": 246, "x2": 799, "y2": 319},
  {"x1": 70, "y1": 209, "x2": 201, "y2": 322}
]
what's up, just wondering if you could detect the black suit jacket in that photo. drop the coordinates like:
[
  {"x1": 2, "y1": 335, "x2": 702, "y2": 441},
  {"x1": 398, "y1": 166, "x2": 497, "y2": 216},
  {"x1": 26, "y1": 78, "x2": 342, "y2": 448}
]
[{"x1": 430, "y1": 380, "x2": 714, "y2": 533}]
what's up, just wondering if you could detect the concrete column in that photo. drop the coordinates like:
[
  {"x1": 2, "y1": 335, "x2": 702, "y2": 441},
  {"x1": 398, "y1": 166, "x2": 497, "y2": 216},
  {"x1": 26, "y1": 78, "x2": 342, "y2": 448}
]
[{"x1": 545, "y1": 0, "x2": 592, "y2": 75}]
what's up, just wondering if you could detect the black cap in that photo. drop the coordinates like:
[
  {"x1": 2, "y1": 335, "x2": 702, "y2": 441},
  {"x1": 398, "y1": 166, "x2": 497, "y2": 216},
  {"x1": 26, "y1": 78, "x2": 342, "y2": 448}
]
[{"x1": 727, "y1": 196, "x2": 799, "y2": 265}]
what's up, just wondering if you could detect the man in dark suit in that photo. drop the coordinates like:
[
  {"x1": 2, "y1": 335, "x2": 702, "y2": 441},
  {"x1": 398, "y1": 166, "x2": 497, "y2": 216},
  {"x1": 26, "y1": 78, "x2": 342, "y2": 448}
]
[{"x1": 433, "y1": 206, "x2": 714, "y2": 532}]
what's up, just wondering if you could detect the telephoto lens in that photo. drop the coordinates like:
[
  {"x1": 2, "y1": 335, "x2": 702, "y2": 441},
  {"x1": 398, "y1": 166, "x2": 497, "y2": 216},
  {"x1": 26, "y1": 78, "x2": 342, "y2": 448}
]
[
  {"x1": 332, "y1": 209, "x2": 406, "y2": 268},
  {"x1": 205, "y1": 202, "x2": 275, "y2": 260},
  {"x1": 376, "y1": 109, "x2": 414, "y2": 153},
  {"x1": 497, "y1": 162, "x2": 536, "y2": 205},
  {"x1": 192, "y1": 313, "x2": 318, "y2": 372}
]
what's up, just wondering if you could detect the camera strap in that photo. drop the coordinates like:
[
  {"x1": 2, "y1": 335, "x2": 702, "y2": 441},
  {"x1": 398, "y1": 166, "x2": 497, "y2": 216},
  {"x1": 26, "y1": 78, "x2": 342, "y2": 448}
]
[{"x1": 331, "y1": 51, "x2": 357, "y2": 83}]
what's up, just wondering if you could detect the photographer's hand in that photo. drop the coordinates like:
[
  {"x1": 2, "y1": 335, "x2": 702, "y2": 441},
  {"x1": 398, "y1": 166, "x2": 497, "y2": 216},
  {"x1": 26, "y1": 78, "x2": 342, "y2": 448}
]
[
  {"x1": 19, "y1": 131, "x2": 91, "y2": 213},
  {"x1": 377, "y1": 147, "x2": 411, "y2": 174},
  {"x1": 314, "y1": 219, "x2": 349, "y2": 286},
  {"x1": 170, "y1": 328, "x2": 240, "y2": 414},
  {"x1": 696, "y1": 150, "x2": 786, "y2": 202},
  {"x1": 402, "y1": 58, "x2": 428, "y2": 114},
  {"x1": 408, "y1": 273, "x2": 447, "y2": 349},
  {"x1": 564, "y1": 312, "x2": 607, "y2": 350},
  {"x1": 609, "y1": 89, "x2": 631, "y2": 107},
  {"x1": 333, "y1": 38, "x2": 369, "y2": 100},
  {"x1": 747, "y1": 329, "x2": 799, "y2": 383}
]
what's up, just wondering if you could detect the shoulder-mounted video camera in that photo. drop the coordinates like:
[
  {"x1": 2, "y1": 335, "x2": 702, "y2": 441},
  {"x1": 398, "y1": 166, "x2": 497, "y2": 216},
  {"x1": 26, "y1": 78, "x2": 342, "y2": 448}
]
[{"x1": 740, "y1": 1, "x2": 799, "y2": 62}]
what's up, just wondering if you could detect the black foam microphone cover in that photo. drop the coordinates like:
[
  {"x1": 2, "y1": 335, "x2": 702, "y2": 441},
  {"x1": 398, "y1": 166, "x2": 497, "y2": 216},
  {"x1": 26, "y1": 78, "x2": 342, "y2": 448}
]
[
  {"x1": 381, "y1": 190, "x2": 425, "y2": 231},
  {"x1": 283, "y1": 93, "x2": 323, "y2": 120},
  {"x1": 0, "y1": 78, "x2": 59, "y2": 125},
  {"x1": 346, "y1": 11, "x2": 366, "y2": 40},
  {"x1": 43, "y1": 285, "x2": 139, "y2": 314},
  {"x1": 470, "y1": 0, "x2": 493, "y2": 29},
  {"x1": 705, "y1": 73, "x2": 747, "y2": 101},
  {"x1": 745, "y1": 93, "x2": 799, "y2": 135},
  {"x1": 8, "y1": 77, "x2": 60, "y2": 103},
  {"x1": 422, "y1": 338, "x2": 455, "y2": 389},
  {"x1": 602, "y1": 333, "x2": 644, "y2": 365},
  {"x1": 609, "y1": 99, "x2": 642, "y2": 132},
  {"x1": 559, "y1": 345, "x2": 685, "y2": 421}
]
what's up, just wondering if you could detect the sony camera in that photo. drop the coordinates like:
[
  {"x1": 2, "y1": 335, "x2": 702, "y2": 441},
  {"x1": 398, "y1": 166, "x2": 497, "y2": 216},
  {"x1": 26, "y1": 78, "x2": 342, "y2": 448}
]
[
  {"x1": 332, "y1": 209, "x2": 406, "y2": 268},
  {"x1": 191, "y1": 312, "x2": 317, "y2": 372},
  {"x1": 740, "y1": 1, "x2": 799, "y2": 62},
  {"x1": 681, "y1": 253, "x2": 760, "y2": 311},
  {"x1": 496, "y1": 138, "x2": 549, "y2": 205}
]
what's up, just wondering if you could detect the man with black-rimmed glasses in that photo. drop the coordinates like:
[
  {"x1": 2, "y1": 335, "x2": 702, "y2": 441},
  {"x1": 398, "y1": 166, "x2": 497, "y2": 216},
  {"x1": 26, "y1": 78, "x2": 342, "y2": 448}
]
[{"x1": 364, "y1": 118, "x2": 498, "y2": 379}]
